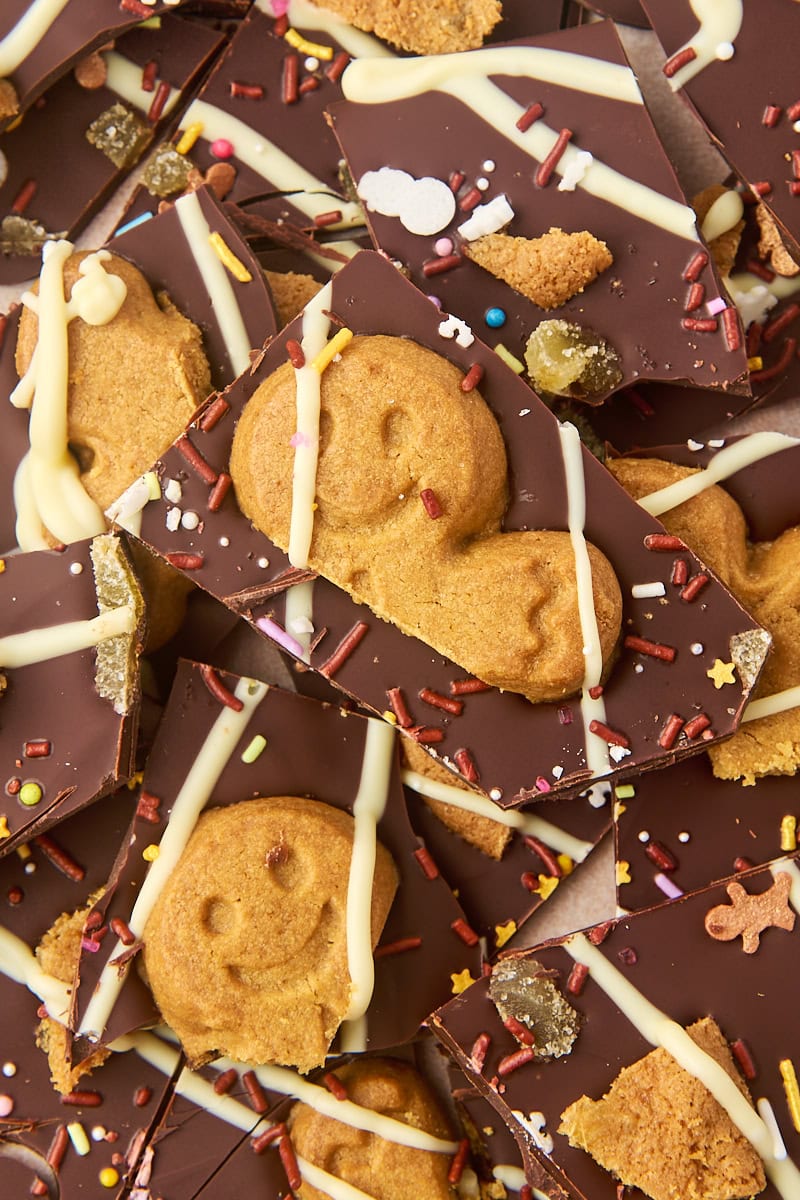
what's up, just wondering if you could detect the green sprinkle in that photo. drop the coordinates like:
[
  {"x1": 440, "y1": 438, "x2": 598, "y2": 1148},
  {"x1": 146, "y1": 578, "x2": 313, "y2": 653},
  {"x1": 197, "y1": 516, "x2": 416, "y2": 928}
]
[
  {"x1": 241, "y1": 735, "x2": 267, "y2": 764},
  {"x1": 19, "y1": 782, "x2": 42, "y2": 807},
  {"x1": 494, "y1": 343, "x2": 525, "y2": 374},
  {"x1": 615, "y1": 783, "x2": 636, "y2": 800}
]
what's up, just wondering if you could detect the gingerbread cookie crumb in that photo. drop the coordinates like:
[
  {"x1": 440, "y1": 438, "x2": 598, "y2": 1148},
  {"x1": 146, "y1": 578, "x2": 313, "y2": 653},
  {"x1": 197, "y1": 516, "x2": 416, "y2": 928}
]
[
  {"x1": 264, "y1": 268, "x2": 324, "y2": 328},
  {"x1": 756, "y1": 202, "x2": 800, "y2": 277},
  {"x1": 463, "y1": 227, "x2": 613, "y2": 311},
  {"x1": 307, "y1": 0, "x2": 501, "y2": 54},
  {"x1": 0, "y1": 79, "x2": 19, "y2": 119},
  {"x1": 693, "y1": 185, "x2": 744, "y2": 278}
]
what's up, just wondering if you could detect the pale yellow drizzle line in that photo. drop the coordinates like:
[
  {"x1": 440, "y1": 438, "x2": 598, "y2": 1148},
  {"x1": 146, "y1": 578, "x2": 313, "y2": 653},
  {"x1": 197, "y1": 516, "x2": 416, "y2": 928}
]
[
  {"x1": 742, "y1": 685, "x2": 800, "y2": 724},
  {"x1": 78, "y1": 677, "x2": 269, "y2": 1041},
  {"x1": 564, "y1": 932, "x2": 800, "y2": 1199},
  {"x1": 268, "y1": 0, "x2": 395, "y2": 61},
  {"x1": 0, "y1": 924, "x2": 71, "y2": 1022},
  {"x1": 0, "y1": 0, "x2": 70, "y2": 76},
  {"x1": 0, "y1": 606, "x2": 135, "y2": 668},
  {"x1": 101, "y1": 51, "x2": 181, "y2": 117},
  {"x1": 639, "y1": 432, "x2": 800, "y2": 518},
  {"x1": 700, "y1": 189, "x2": 744, "y2": 243},
  {"x1": 283, "y1": 578, "x2": 315, "y2": 662},
  {"x1": 664, "y1": 0, "x2": 744, "y2": 90},
  {"x1": 342, "y1": 51, "x2": 699, "y2": 242},
  {"x1": 772, "y1": 858, "x2": 800, "y2": 916},
  {"x1": 288, "y1": 281, "x2": 333, "y2": 567}
]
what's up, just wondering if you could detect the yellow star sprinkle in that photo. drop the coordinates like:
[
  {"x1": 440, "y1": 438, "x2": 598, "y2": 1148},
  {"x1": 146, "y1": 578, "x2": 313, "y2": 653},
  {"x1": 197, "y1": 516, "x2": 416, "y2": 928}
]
[
  {"x1": 557, "y1": 854, "x2": 574, "y2": 878},
  {"x1": 614, "y1": 801, "x2": 627, "y2": 821},
  {"x1": 616, "y1": 860, "x2": 632, "y2": 886},
  {"x1": 707, "y1": 659, "x2": 737, "y2": 689},
  {"x1": 450, "y1": 968, "x2": 476, "y2": 995},
  {"x1": 495, "y1": 920, "x2": 517, "y2": 948},
  {"x1": 531, "y1": 874, "x2": 560, "y2": 901},
  {"x1": 0, "y1": 817, "x2": 9, "y2": 840}
]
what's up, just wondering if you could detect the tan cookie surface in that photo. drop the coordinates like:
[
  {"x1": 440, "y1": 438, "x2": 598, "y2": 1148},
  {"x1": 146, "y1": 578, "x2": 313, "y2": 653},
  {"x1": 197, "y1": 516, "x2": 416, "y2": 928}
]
[
  {"x1": 230, "y1": 334, "x2": 622, "y2": 703},
  {"x1": 142, "y1": 796, "x2": 397, "y2": 1071},
  {"x1": 264, "y1": 268, "x2": 324, "y2": 328},
  {"x1": 692, "y1": 185, "x2": 744, "y2": 279},
  {"x1": 288, "y1": 1057, "x2": 454, "y2": 1200},
  {"x1": 401, "y1": 738, "x2": 510, "y2": 859},
  {"x1": 463, "y1": 228, "x2": 613, "y2": 311},
  {"x1": 307, "y1": 0, "x2": 501, "y2": 54}
]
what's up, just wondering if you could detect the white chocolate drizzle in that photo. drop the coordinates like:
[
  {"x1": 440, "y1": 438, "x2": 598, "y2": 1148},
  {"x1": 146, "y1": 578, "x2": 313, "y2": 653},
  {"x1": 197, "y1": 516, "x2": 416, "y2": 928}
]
[
  {"x1": 401, "y1": 768, "x2": 593, "y2": 863},
  {"x1": 78, "y1": 676, "x2": 269, "y2": 1041},
  {"x1": 663, "y1": 0, "x2": 744, "y2": 90},
  {"x1": 12, "y1": 244, "x2": 127, "y2": 550},
  {"x1": 0, "y1": 605, "x2": 135, "y2": 669},
  {"x1": 492, "y1": 1164, "x2": 548, "y2": 1196},
  {"x1": 101, "y1": 51, "x2": 181, "y2": 118},
  {"x1": 0, "y1": 924, "x2": 71, "y2": 1022},
  {"x1": 772, "y1": 858, "x2": 800, "y2": 916},
  {"x1": 297, "y1": 1157, "x2": 378, "y2": 1200},
  {"x1": 742, "y1": 685, "x2": 800, "y2": 724},
  {"x1": 557, "y1": 422, "x2": 611, "y2": 779},
  {"x1": 342, "y1": 52, "x2": 699, "y2": 242},
  {"x1": 278, "y1": 0, "x2": 395, "y2": 61},
  {"x1": 288, "y1": 282, "x2": 333, "y2": 567},
  {"x1": 284, "y1": 578, "x2": 316, "y2": 662},
  {"x1": 179, "y1": 99, "x2": 364, "y2": 227},
  {"x1": 174, "y1": 190, "x2": 252, "y2": 377},
  {"x1": 638, "y1": 432, "x2": 800, "y2": 518},
  {"x1": 343, "y1": 717, "x2": 396, "y2": 1021},
  {"x1": 0, "y1": 0, "x2": 70, "y2": 76},
  {"x1": 564, "y1": 931, "x2": 800, "y2": 1199},
  {"x1": 700, "y1": 188, "x2": 744, "y2": 244}
]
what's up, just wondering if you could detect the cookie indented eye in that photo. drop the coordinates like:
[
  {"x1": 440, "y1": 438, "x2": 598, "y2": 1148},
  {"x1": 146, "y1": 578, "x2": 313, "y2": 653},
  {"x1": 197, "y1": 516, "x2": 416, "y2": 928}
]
[
  {"x1": 381, "y1": 406, "x2": 411, "y2": 454},
  {"x1": 200, "y1": 896, "x2": 239, "y2": 936}
]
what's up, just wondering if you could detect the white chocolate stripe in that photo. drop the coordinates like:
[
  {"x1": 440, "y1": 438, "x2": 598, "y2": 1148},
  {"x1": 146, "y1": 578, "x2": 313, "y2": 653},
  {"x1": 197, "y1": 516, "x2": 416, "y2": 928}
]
[
  {"x1": 564, "y1": 931, "x2": 800, "y2": 1199},
  {"x1": 342, "y1": 54, "x2": 699, "y2": 242},
  {"x1": 298, "y1": 1157, "x2": 379, "y2": 1200},
  {"x1": 0, "y1": 605, "x2": 135, "y2": 669},
  {"x1": 557, "y1": 422, "x2": 611, "y2": 779},
  {"x1": 344, "y1": 717, "x2": 396, "y2": 1020},
  {"x1": 401, "y1": 768, "x2": 594, "y2": 863},
  {"x1": 283, "y1": 578, "x2": 315, "y2": 661},
  {"x1": 279, "y1": 0, "x2": 395, "y2": 60},
  {"x1": 78, "y1": 676, "x2": 269, "y2": 1040},
  {"x1": 700, "y1": 189, "x2": 744, "y2": 244},
  {"x1": 174, "y1": 190, "x2": 253, "y2": 377},
  {"x1": 0, "y1": 0, "x2": 70, "y2": 76},
  {"x1": 639, "y1": 432, "x2": 800, "y2": 517},
  {"x1": 493, "y1": 1164, "x2": 548, "y2": 1197},
  {"x1": 180, "y1": 99, "x2": 364, "y2": 227},
  {"x1": 0, "y1": 924, "x2": 71, "y2": 1022},
  {"x1": 102, "y1": 51, "x2": 181, "y2": 118},
  {"x1": 772, "y1": 858, "x2": 800, "y2": 916},
  {"x1": 742, "y1": 686, "x2": 800, "y2": 724},
  {"x1": 664, "y1": 0, "x2": 744, "y2": 90},
  {"x1": 288, "y1": 281, "x2": 333, "y2": 567}
]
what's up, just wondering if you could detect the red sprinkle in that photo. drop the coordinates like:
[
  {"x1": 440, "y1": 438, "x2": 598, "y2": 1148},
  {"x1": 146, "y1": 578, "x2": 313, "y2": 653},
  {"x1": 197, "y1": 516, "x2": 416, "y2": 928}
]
[
  {"x1": 683, "y1": 713, "x2": 711, "y2": 739},
  {"x1": 503, "y1": 1015, "x2": 535, "y2": 1046},
  {"x1": 516, "y1": 101, "x2": 544, "y2": 132},
  {"x1": 6, "y1": 777, "x2": 21, "y2": 796},
  {"x1": 136, "y1": 790, "x2": 161, "y2": 824},
  {"x1": 734, "y1": 855, "x2": 755, "y2": 872},
  {"x1": 61, "y1": 1090, "x2": 102, "y2": 1107},
  {"x1": 644, "y1": 532, "x2": 685, "y2": 551},
  {"x1": 682, "y1": 249, "x2": 708, "y2": 283},
  {"x1": 199, "y1": 664, "x2": 244, "y2": 712},
  {"x1": 147, "y1": 80, "x2": 171, "y2": 124},
  {"x1": 313, "y1": 209, "x2": 342, "y2": 228},
  {"x1": 588, "y1": 684, "x2": 603, "y2": 700},
  {"x1": 497, "y1": 1047, "x2": 536, "y2": 1077},
  {"x1": 199, "y1": 394, "x2": 231, "y2": 431},
  {"x1": 624, "y1": 635, "x2": 676, "y2": 663},
  {"x1": 24, "y1": 740, "x2": 51, "y2": 758},
  {"x1": 645, "y1": 840, "x2": 678, "y2": 871},
  {"x1": 788, "y1": 100, "x2": 800, "y2": 121},
  {"x1": 207, "y1": 471, "x2": 232, "y2": 513},
  {"x1": 286, "y1": 338, "x2": 305, "y2": 368},
  {"x1": 32, "y1": 1124, "x2": 69, "y2": 1196},
  {"x1": 409, "y1": 725, "x2": 444, "y2": 745},
  {"x1": 762, "y1": 104, "x2": 782, "y2": 127},
  {"x1": 663, "y1": 45, "x2": 697, "y2": 77},
  {"x1": 470, "y1": 1032, "x2": 491, "y2": 1071},
  {"x1": 618, "y1": 946, "x2": 638, "y2": 966},
  {"x1": 419, "y1": 687, "x2": 462, "y2": 716},
  {"x1": 110, "y1": 916, "x2": 136, "y2": 946},
  {"x1": 273, "y1": 12, "x2": 289, "y2": 35},
  {"x1": 230, "y1": 81, "x2": 265, "y2": 100},
  {"x1": 451, "y1": 917, "x2": 479, "y2": 947},
  {"x1": 793, "y1": 150, "x2": 800, "y2": 180},
  {"x1": 422, "y1": 253, "x2": 462, "y2": 277},
  {"x1": 282, "y1": 54, "x2": 299, "y2": 104},
  {"x1": 763, "y1": 302, "x2": 800, "y2": 343},
  {"x1": 721, "y1": 306, "x2": 742, "y2": 351},
  {"x1": 745, "y1": 258, "x2": 775, "y2": 283},
  {"x1": 454, "y1": 747, "x2": 479, "y2": 783},
  {"x1": 535, "y1": 128, "x2": 572, "y2": 188},
  {"x1": 0, "y1": 314, "x2": 7, "y2": 354},
  {"x1": 11, "y1": 179, "x2": 37, "y2": 215},
  {"x1": 448, "y1": 170, "x2": 466, "y2": 193},
  {"x1": 386, "y1": 687, "x2": 413, "y2": 728},
  {"x1": 119, "y1": 0, "x2": 153, "y2": 16},
  {"x1": 450, "y1": 677, "x2": 491, "y2": 695},
  {"x1": 252, "y1": 1123, "x2": 285, "y2": 1154},
  {"x1": 323, "y1": 1072, "x2": 348, "y2": 1101},
  {"x1": 414, "y1": 846, "x2": 439, "y2": 880},
  {"x1": 624, "y1": 387, "x2": 656, "y2": 417},
  {"x1": 751, "y1": 335, "x2": 797, "y2": 383},
  {"x1": 319, "y1": 621, "x2": 369, "y2": 677},
  {"x1": 7, "y1": 886, "x2": 23, "y2": 905},
  {"x1": 671, "y1": 557, "x2": 689, "y2": 586},
  {"x1": 176, "y1": 434, "x2": 218, "y2": 485},
  {"x1": 214, "y1": 1068, "x2": 238, "y2": 1095},
  {"x1": 589, "y1": 719, "x2": 630, "y2": 749},
  {"x1": 279, "y1": 1133, "x2": 302, "y2": 1191},
  {"x1": 680, "y1": 573, "x2": 709, "y2": 602},
  {"x1": 752, "y1": 180, "x2": 773, "y2": 196},
  {"x1": 141, "y1": 60, "x2": 157, "y2": 92},
  {"x1": 684, "y1": 282, "x2": 705, "y2": 312},
  {"x1": 165, "y1": 552, "x2": 204, "y2": 570},
  {"x1": 374, "y1": 936, "x2": 423, "y2": 958},
  {"x1": 460, "y1": 363, "x2": 484, "y2": 393},
  {"x1": 558, "y1": 705, "x2": 573, "y2": 726},
  {"x1": 299, "y1": 76, "x2": 320, "y2": 95},
  {"x1": 420, "y1": 487, "x2": 443, "y2": 519},
  {"x1": 448, "y1": 1139, "x2": 470, "y2": 1186},
  {"x1": 731, "y1": 1038, "x2": 757, "y2": 1080},
  {"x1": 32, "y1": 835, "x2": 85, "y2": 882},
  {"x1": 682, "y1": 316, "x2": 718, "y2": 333},
  {"x1": 589, "y1": 921, "x2": 612, "y2": 945},
  {"x1": 134, "y1": 1086, "x2": 153, "y2": 1107},
  {"x1": 521, "y1": 1188, "x2": 534, "y2": 1200},
  {"x1": 792, "y1": 183, "x2": 800, "y2": 197},
  {"x1": 567, "y1": 962, "x2": 590, "y2": 996},
  {"x1": 458, "y1": 186, "x2": 483, "y2": 211},
  {"x1": 325, "y1": 51, "x2": 350, "y2": 83},
  {"x1": 523, "y1": 835, "x2": 561, "y2": 877},
  {"x1": 658, "y1": 714, "x2": 684, "y2": 750},
  {"x1": 242, "y1": 1070, "x2": 268, "y2": 1113}
]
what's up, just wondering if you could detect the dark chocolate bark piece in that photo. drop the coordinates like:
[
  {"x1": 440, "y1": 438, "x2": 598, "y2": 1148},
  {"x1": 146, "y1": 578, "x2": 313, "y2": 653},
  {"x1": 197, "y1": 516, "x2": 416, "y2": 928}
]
[
  {"x1": 573, "y1": 0, "x2": 647, "y2": 25},
  {"x1": 126, "y1": 250, "x2": 768, "y2": 807},
  {"x1": 433, "y1": 857, "x2": 800, "y2": 1200},
  {"x1": 0, "y1": 15, "x2": 225, "y2": 286},
  {"x1": 643, "y1": 0, "x2": 800, "y2": 263},
  {"x1": 329, "y1": 20, "x2": 749, "y2": 398},
  {"x1": 0, "y1": 534, "x2": 144, "y2": 854}
]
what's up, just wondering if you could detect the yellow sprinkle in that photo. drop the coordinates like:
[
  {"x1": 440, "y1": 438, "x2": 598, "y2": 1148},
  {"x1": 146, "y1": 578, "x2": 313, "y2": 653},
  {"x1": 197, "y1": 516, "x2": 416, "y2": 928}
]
[
  {"x1": 144, "y1": 471, "x2": 161, "y2": 501},
  {"x1": 494, "y1": 343, "x2": 525, "y2": 374},
  {"x1": 781, "y1": 814, "x2": 797, "y2": 852},
  {"x1": 780, "y1": 1059, "x2": 800, "y2": 1132},
  {"x1": 208, "y1": 232, "x2": 253, "y2": 283},
  {"x1": 747, "y1": 356, "x2": 763, "y2": 372},
  {"x1": 99, "y1": 1167, "x2": 120, "y2": 1189},
  {"x1": 615, "y1": 783, "x2": 636, "y2": 800},
  {"x1": 531, "y1": 874, "x2": 560, "y2": 901},
  {"x1": 450, "y1": 968, "x2": 476, "y2": 995},
  {"x1": 176, "y1": 120, "x2": 203, "y2": 155},
  {"x1": 15, "y1": 843, "x2": 31, "y2": 861},
  {"x1": 616, "y1": 860, "x2": 632, "y2": 886},
  {"x1": 0, "y1": 558, "x2": 5, "y2": 573},
  {"x1": 284, "y1": 28, "x2": 334, "y2": 60},
  {"x1": 495, "y1": 920, "x2": 516, "y2": 948},
  {"x1": 707, "y1": 658, "x2": 737, "y2": 689},
  {"x1": 557, "y1": 854, "x2": 574, "y2": 878},
  {"x1": 0, "y1": 817, "x2": 9, "y2": 840},
  {"x1": 241, "y1": 734, "x2": 267, "y2": 764},
  {"x1": 142, "y1": 844, "x2": 160, "y2": 862},
  {"x1": 67, "y1": 1122, "x2": 91, "y2": 1156},
  {"x1": 140, "y1": 15, "x2": 161, "y2": 28},
  {"x1": 311, "y1": 327, "x2": 354, "y2": 374},
  {"x1": 126, "y1": 771, "x2": 144, "y2": 791},
  {"x1": 382, "y1": 710, "x2": 398, "y2": 725},
  {"x1": 613, "y1": 800, "x2": 627, "y2": 820},
  {"x1": 5, "y1": 114, "x2": 23, "y2": 133}
]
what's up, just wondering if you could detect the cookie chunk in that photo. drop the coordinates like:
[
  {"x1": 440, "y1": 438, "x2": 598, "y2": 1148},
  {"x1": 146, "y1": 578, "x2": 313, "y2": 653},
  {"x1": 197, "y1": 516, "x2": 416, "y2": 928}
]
[
  {"x1": 306, "y1": 0, "x2": 501, "y2": 54},
  {"x1": 264, "y1": 269, "x2": 324, "y2": 328},
  {"x1": 463, "y1": 228, "x2": 613, "y2": 311},
  {"x1": 559, "y1": 1017, "x2": 766, "y2": 1200},
  {"x1": 230, "y1": 334, "x2": 622, "y2": 703},
  {"x1": 288, "y1": 1057, "x2": 455, "y2": 1200},
  {"x1": 142, "y1": 796, "x2": 398, "y2": 1071}
]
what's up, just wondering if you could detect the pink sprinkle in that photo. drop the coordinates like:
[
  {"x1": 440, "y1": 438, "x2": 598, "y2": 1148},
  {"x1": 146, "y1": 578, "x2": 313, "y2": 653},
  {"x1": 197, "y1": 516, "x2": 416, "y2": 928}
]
[
  {"x1": 557, "y1": 706, "x2": 572, "y2": 726},
  {"x1": 534, "y1": 776, "x2": 551, "y2": 793},
  {"x1": 706, "y1": 296, "x2": 727, "y2": 316},
  {"x1": 654, "y1": 873, "x2": 683, "y2": 900},
  {"x1": 211, "y1": 138, "x2": 234, "y2": 160},
  {"x1": 434, "y1": 237, "x2": 453, "y2": 256},
  {"x1": 289, "y1": 431, "x2": 313, "y2": 448},
  {"x1": 427, "y1": 295, "x2": 442, "y2": 309},
  {"x1": 81, "y1": 937, "x2": 101, "y2": 954},
  {"x1": 256, "y1": 616, "x2": 305, "y2": 659},
  {"x1": 0, "y1": 1095, "x2": 13, "y2": 1117},
  {"x1": 271, "y1": 0, "x2": 290, "y2": 12}
]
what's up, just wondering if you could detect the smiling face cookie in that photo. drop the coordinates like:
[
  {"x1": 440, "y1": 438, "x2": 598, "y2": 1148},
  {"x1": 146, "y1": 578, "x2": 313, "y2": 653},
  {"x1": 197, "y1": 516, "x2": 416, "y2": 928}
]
[
  {"x1": 142, "y1": 795, "x2": 398, "y2": 1071},
  {"x1": 230, "y1": 334, "x2": 622, "y2": 704}
]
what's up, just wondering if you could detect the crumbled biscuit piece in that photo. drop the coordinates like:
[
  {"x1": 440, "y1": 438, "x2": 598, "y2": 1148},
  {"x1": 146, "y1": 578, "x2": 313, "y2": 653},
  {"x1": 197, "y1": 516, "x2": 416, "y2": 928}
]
[
  {"x1": 608, "y1": 457, "x2": 799, "y2": 783},
  {"x1": 463, "y1": 228, "x2": 613, "y2": 311},
  {"x1": 74, "y1": 51, "x2": 108, "y2": 90},
  {"x1": 288, "y1": 1057, "x2": 455, "y2": 1200},
  {"x1": 142, "y1": 796, "x2": 398, "y2": 1071},
  {"x1": 230, "y1": 334, "x2": 622, "y2": 704},
  {"x1": 0, "y1": 78, "x2": 19, "y2": 119},
  {"x1": 307, "y1": 0, "x2": 501, "y2": 54},
  {"x1": 401, "y1": 738, "x2": 511, "y2": 860},
  {"x1": 264, "y1": 268, "x2": 324, "y2": 328},
  {"x1": 559, "y1": 1017, "x2": 766, "y2": 1200},
  {"x1": 756, "y1": 203, "x2": 800, "y2": 277},
  {"x1": 692, "y1": 185, "x2": 745, "y2": 278}
]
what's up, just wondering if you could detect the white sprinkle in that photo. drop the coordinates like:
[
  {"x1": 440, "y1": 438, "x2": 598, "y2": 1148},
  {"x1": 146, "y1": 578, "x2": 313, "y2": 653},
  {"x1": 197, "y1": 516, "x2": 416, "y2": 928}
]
[
  {"x1": 690, "y1": 642, "x2": 704, "y2": 655},
  {"x1": 678, "y1": 831, "x2": 690, "y2": 843},
  {"x1": 180, "y1": 511, "x2": 200, "y2": 531},
  {"x1": 304, "y1": 56, "x2": 319, "y2": 71},
  {"x1": 707, "y1": 438, "x2": 725, "y2": 448},
  {"x1": 482, "y1": 159, "x2": 496, "y2": 172},
  {"x1": 165, "y1": 507, "x2": 181, "y2": 532},
  {"x1": 164, "y1": 478, "x2": 182, "y2": 503},
  {"x1": 457, "y1": 193, "x2": 514, "y2": 242},
  {"x1": 634, "y1": 663, "x2": 644, "y2": 673},
  {"x1": 218, "y1": 536, "x2": 230, "y2": 548},
  {"x1": 91, "y1": 1125, "x2": 106, "y2": 1142},
  {"x1": 24, "y1": 862, "x2": 36, "y2": 875},
  {"x1": 557, "y1": 149, "x2": 594, "y2": 192},
  {"x1": 631, "y1": 581, "x2": 666, "y2": 599},
  {"x1": 687, "y1": 438, "x2": 704, "y2": 451},
  {"x1": 257, "y1": 556, "x2": 270, "y2": 569},
  {"x1": 357, "y1": 167, "x2": 455, "y2": 235},
  {"x1": 69, "y1": 562, "x2": 84, "y2": 576},
  {"x1": 587, "y1": 782, "x2": 610, "y2": 808},
  {"x1": 552, "y1": 765, "x2": 564, "y2": 779},
  {"x1": 2, "y1": 1063, "x2": 16, "y2": 1078},
  {"x1": 519, "y1": 408, "x2": 531, "y2": 417},
  {"x1": 638, "y1": 830, "x2": 650, "y2": 843},
  {"x1": 609, "y1": 745, "x2": 631, "y2": 763},
  {"x1": 289, "y1": 616, "x2": 314, "y2": 635},
  {"x1": 489, "y1": 787, "x2": 503, "y2": 801},
  {"x1": 476, "y1": 177, "x2": 490, "y2": 190},
  {"x1": 438, "y1": 313, "x2": 475, "y2": 348},
  {"x1": 715, "y1": 41, "x2": 735, "y2": 60},
  {"x1": 795, "y1": 120, "x2": 800, "y2": 134}
]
